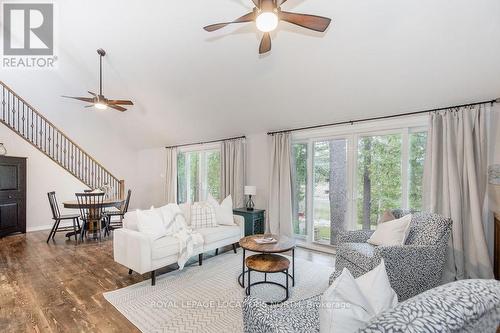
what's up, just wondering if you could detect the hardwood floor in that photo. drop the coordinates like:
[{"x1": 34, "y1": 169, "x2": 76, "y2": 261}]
[{"x1": 0, "y1": 231, "x2": 334, "y2": 332}]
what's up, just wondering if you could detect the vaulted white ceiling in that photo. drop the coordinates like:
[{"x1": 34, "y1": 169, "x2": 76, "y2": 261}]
[{"x1": 3, "y1": 0, "x2": 500, "y2": 149}]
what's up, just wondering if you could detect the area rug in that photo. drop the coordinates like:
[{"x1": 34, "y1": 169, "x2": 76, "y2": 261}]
[{"x1": 104, "y1": 251, "x2": 334, "y2": 333}]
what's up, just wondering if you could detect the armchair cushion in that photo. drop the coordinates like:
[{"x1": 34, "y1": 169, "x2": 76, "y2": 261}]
[
  {"x1": 336, "y1": 243, "x2": 379, "y2": 271},
  {"x1": 337, "y1": 230, "x2": 374, "y2": 244}
]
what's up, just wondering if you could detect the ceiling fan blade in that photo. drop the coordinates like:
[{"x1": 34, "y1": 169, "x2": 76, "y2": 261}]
[
  {"x1": 108, "y1": 104, "x2": 127, "y2": 112},
  {"x1": 279, "y1": 11, "x2": 332, "y2": 32},
  {"x1": 107, "y1": 100, "x2": 134, "y2": 105},
  {"x1": 204, "y1": 12, "x2": 255, "y2": 32},
  {"x1": 88, "y1": 91, "x2": 97, "y2": 96},
  {"x1": 259, "y1": 33, "x2": 272, "y2": 54},
  {"x1": 62, "y1": 96, "x2": 95, "y2": 103}
]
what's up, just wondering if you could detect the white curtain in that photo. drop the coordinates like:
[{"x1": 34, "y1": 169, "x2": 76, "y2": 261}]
[
  {"x1": 165, "y1": 147, "x2": 177, "y2": 204},
  {"x1": 268, "y1": 133, "x2": 293, "y2": 237},
  {"x1": 221, "y1": 138, "x2": 245, "y2": 208},
  {"x1": 423, "y1": 105, "x2": 494, "y2": 281}
]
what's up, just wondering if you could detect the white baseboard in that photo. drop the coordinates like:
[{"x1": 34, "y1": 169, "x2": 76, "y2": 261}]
[
  {"x1": 27, "y1": 221, "x2": 74, "y2": 233},
  {"x1": 27, "y1": 224, "x2": 53, "y2": 232}
]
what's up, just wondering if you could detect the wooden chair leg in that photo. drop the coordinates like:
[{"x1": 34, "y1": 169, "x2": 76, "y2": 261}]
[
  {"x1": 80, "y1": 221, "x2": 86, "y2": 242},
  {"x1": 52, "y1": 219, "x2": 61, "y2": 240},
  {"x1": 72, "y1": 218, "x2": 78, "y2": 243},
  {"x1": 46, "y1": 220, "x2": 57, "y2": 243}
]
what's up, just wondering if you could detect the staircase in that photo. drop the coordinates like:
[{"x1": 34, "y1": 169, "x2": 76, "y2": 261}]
[{"x1": 0, "y1": 81, "x2": 124, "y2": 199}]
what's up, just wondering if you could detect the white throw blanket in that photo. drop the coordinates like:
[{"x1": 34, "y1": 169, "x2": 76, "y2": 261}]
[{"x1": 161, "y1": 204, "x2": 203, "y2": 269}]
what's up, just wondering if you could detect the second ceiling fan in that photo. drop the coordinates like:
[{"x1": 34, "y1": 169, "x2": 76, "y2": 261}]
[
  {"x1": 63, "y1": 49, "x2": 133, "y2": 112},
  {"x1": 204, "y1": 0, "x2": 332, "y2": 54}
]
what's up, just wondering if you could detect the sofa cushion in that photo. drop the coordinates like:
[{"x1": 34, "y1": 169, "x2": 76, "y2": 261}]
[
  {"x1": 136, "y1": 208, "x2": 167, "y2": 241},
  {"x1": 196, "y1": 225, "x2": 240, "y2": 244},
  {"x1": 151, "y1": 235, "x2": 180, "y2": 259},
  {"x1": 179, "y1": 203, "x2": 191, "y2": 226},
  {"x1": 337, "y1": 243, "x2": 378, "y2": 271},
  {"x1": 123, "y1": 211, "x2": 139, "y2": 231}
]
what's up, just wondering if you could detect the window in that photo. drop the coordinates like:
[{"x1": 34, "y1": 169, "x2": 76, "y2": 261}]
[
  {"x1": 291, "y1": 121, "x2": 427, "y2": 247},
  {"x1": 356, "y1": 134, "x2": 402, "y2": 229},
  {"x1": 177, "y1": 148, "x2": 221, "y2": 204}
]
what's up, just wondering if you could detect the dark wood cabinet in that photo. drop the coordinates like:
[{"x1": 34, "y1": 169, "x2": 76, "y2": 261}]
[
  {"x1": 233, "y1": 208, "x2": 265, "y2": 236},
  {"x1": 0, "y1": 156, "x2": 26, "y2": 237}
]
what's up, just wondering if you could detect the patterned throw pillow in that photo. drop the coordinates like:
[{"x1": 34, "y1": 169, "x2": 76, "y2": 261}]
[{"x1": 190, "y1": 202, "x2": 217, "y2": 229}]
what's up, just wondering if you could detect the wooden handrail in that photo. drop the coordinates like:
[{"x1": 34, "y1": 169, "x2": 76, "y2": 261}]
[{"x1": 0, "y1": 80, "x2": 124, "y2": 198}]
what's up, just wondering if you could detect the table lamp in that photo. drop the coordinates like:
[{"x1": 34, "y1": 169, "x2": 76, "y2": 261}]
[{"x1": 244, "y1": 186, "x2": 256, "y2": 211}]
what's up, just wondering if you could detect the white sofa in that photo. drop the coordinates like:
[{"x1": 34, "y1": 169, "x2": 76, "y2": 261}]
[{"x1": 113, "y1": 203, "x2": 245, "y2": 285}]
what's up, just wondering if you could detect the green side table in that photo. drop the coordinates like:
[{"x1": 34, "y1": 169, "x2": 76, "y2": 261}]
[{"x1": 233, "y1": 208, "x2": 265, "y2": 236}]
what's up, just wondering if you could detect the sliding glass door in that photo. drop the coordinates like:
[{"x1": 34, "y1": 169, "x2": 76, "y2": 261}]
[{"x1": 291, "y1": 126, "x2": 427, "y2": 247}]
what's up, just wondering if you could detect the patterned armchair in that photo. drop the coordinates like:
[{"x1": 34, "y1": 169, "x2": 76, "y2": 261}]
[{"x1": 331, "y1": 211, "x2": 452, "y2": 301}]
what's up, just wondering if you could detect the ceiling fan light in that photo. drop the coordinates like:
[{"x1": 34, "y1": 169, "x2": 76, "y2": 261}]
[
  {"x1": 256, "y1": 12, "x2": 279, "y2": 32},
  {"x1": 95, "y1": 102, "x2": 108, "y2": 110}
]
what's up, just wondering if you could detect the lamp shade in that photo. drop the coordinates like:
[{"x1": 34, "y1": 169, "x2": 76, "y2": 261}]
[
  {"x1": 489, "y1": 165, "x2": 500, "y2": 213},
  {"x1": 244, "y1": 186, "x2": 257, "y2": 196}
]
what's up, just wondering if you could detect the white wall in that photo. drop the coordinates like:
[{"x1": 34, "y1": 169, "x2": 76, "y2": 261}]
[
  {"x1": 246, "y1": 133, "x2": 270, "y2": 211},
  {"x1": 1, "y1": 126, "x2": 86, "y2": 231}
]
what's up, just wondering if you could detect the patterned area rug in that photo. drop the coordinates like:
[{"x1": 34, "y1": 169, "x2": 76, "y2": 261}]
[{"x1": 104, "y1": 250, "x2": 333, "y2": 333}]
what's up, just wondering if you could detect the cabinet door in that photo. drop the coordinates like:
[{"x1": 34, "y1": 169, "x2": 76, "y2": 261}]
[{"x1": 0, "y1": 157, "x2": 26, "y2": 236}]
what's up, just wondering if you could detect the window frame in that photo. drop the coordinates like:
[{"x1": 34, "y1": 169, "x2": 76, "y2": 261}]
[
  {"x1": 291, "y1": 115, "x2": 427, "y2": 246},
  {"x1": 177, "y1": 142, "x2": 222, "y2": 203}
]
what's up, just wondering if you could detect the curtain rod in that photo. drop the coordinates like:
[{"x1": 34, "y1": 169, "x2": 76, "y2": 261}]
[
  {"x1": 165, "y1": 135, "x2": 246, "y2": 149},
  {"x1": 267, "y1": 97, "x2": 500, "y2": 136}
]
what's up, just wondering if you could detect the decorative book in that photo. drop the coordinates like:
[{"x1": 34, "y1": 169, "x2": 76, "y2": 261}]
[{"x1": 254, "y1": 237, "x2": 277, "y2": 244}]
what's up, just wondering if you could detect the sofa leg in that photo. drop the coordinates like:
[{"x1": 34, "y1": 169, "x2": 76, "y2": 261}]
[
  {"x1": 215, "y1": 248, "x2": 219, "y2": 256},
  {"x1": 151, "y1": 270, "x2": 156, "y2": 286},
  {"x1": 199, "y1": 253, "x2": 203, "y2": 266},
  {"x1": 128, "y1": 269, "x2": 133, "y2": 275},
  {"x1": 232, "y1": 243, "x2": 237, "y2": 254}
]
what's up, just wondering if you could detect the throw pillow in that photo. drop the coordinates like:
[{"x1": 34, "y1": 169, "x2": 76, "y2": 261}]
[
  {"x1": 355, "y1": 260, "x2": 398, "y2": 313},
  {"x1": 207, "y1": 194, "x2": 235, "y2": 226},
  {"x1": 378, "y1": 210, "x2": 396, "y2": 224},
  {"x1": 190, "y1": 202, "x2": 217, "y2": 229},
  {"x1": 179, "y1": 203, "x2": 191, "y2": 225},
  {"x1": 367, "y1": 214, "x2": 412, "y2": 246},
  {"x1": 320, "y1": 261, "x2": 398, "y2": 333},
  {"x1": 157, "y1": 203, "x2": 183, "y2": 234},
  {"x1": 136, "y1": 207, "x2": 167, "y2": 241}
]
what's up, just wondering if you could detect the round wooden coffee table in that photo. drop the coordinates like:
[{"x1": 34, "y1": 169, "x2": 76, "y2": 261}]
[
  {"x1": 238, "y1": 234, "x2": 296, "y2": 288},
  {"x1": 245, "y1": 254, "x2": 290, "y2": 304}
]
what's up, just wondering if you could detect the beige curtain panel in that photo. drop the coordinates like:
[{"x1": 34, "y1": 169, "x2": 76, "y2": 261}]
[
  {"x1": 268, "y1": 132, "x2": 293, "y2": 237},
  {"x1": 165, "y1": 147, "x2": 178, "y2": 204},
  {"x1": 423, "y1": 105, "x2": 494, "y2": 281},
  {"x1": 221, "y1": 138, "x2": 245, "y2": 208}
]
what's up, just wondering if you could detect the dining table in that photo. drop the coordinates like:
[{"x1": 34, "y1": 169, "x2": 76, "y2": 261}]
[{"x1": 62, "y1": 197, "x2": 124, "y2": 239}]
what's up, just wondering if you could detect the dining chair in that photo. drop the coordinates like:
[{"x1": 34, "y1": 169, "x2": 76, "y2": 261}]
[
  {"x1": 106, "y1": 189, "x2": 131, "y2": 229},
  {"x1": 46, "y1": 192, "x2": 81, "y2": 244},
  {"x1": 75, "y1": 192, "x2": 107, "y2": 241}
]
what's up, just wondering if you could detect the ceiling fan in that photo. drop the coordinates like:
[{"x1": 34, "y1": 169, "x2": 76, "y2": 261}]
[
  {"x1": 203, "y1": 0, "x2": 332, "y2": 54},
  {"x1": 63, "y1": 49, "x2": 133, "y2": 112}
]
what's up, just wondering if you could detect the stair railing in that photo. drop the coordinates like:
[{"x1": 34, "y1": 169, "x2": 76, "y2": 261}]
[{"x1": 0, "y1": 80, "x2": 124, "y2": 199}]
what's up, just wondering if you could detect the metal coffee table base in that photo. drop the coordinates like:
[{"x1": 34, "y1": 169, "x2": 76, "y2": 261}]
[
  {"x1": 238, "y1": 248, "x2": 295, "y2": 288},
  {"x1": 245, "y1": 269, "x2": 290, "y2": 304}
]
